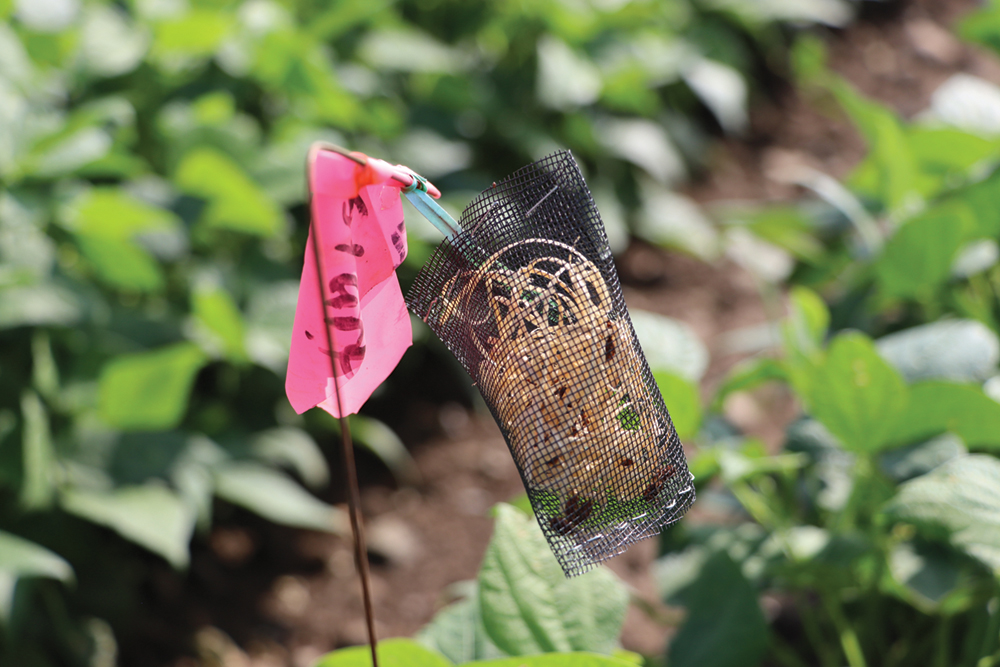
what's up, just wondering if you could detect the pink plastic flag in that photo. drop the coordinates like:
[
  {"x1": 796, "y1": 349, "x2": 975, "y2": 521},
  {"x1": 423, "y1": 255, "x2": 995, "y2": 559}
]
[{"x1": 286, "y1": 145, "x2": 422, "y2": 417}]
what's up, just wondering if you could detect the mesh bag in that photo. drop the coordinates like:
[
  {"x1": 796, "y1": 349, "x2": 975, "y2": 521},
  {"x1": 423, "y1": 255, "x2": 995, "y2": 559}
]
[{"x1": 407, "y1": 151, "x2": 695, "y2": 576}]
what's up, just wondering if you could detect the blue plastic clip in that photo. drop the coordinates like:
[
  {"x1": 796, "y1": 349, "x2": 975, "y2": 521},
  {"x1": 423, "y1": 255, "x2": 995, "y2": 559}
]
[{"x1": 401, "y1": 171, "x2": 462, "y2": 240}]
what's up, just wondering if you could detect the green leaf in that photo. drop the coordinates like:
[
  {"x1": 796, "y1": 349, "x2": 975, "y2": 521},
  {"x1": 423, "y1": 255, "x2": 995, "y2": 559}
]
[
  {"x1": 249, "y1": 427, "x2": 329, "y2": 489},
  {"x1": 212, "y1": 462, "x2": 347, "y2": 534},
  {"x1": 192, "y1": 285, "x2": 247, "y2": 361},
  {"x1": 629, "y1": 309, "x2": 709, "y2": 382},
  {"x1": 882, "y1": 454, "x2": 1000, "y2": 574},
  {"x1": 0, "y1": 283, "x2": 83, "y2": 329},
  {"x1": 60, "y1": 485, "x2": 196, "y2": 568},
  {"x1": 652, "y1": 371, "x2": 701, "y2": 440},
  {"x1": 0, "y1": 530, "x2": 73, "y2": 582},
  {"x1": 878, "y1": 434, "x2": 967, "y2": 483},
  {"x1": 667, "y1": 550, "x2": 769, "y2": 667},
  {"x1": 152, "y1": 9, "x2": 232, "y2": 57},
  {"x1": 792, "y1": 332, "x2": 909, "y2": 453},
  {"x1": 782, "y1": 285, "x2": 829, "y2": 353},
  {"x1": 65, "y1": 187, "x2": 180, "y2": 239},
  {"x1": 470, "y1": 654, "x2": 638, "y2": 667},
  {"x1": 174, "y1": 148, "x2": 282, "y2": 237},
  {"x1": 712, "y1": 357, "x2": 787, "y2": 410},
  {"x1": 833, "y1": 79, "x2": 919, "y2": 212},
  {"x1": 418, "y1": 588, "x2": 507, "y2": 664},
  {"x1": 315, "y1": 638, "x2": 452, "y2": 667},
  {"x1": 875, "y1": 202, "x2": 976, "y2": 301},
  {"x1": 98, "y1": 342, "x2": 208, "y2": 431},
  {"x1": 20, "y1": 390, "x2": 54, "y2": 510},
  {"x1": 478, "y1": 504, "x2": 628, "y2": 656},
  {"x1": 885, "y1": 540, "x2": 979, "y2": 614},
  {"x1": 76, "y1": 235, "x2": 165, "y2": 293},
  {"x1": 350, "y1": 415, "x2": 421, "y2": 485},
  {"x1": 956, "y1": 168, "x2": 1000, "y2": 238},
  {"x1": 888, "y1": 381, "x2": 1000, "y2": 450},
  {"x1": 877, "y1": 319, "x2": 1000, "y2": 383},
  {"x1": 959, "y1": 4, "x2": 1000, "y2": 57}
]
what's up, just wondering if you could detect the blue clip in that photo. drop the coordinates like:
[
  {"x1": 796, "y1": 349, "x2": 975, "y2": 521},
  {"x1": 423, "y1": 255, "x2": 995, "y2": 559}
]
[{"x1": 401, "y1": 171, "x2": 462, "y2": 240}]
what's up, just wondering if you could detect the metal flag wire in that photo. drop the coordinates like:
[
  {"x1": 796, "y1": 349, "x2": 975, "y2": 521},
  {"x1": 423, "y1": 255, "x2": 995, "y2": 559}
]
[{"x1": 305, "y1": 146, "x2": 380, "y2": 667}]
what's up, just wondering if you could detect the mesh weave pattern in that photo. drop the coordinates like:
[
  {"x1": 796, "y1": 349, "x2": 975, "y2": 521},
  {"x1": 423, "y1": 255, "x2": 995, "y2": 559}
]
[{"x1": 407, "y1": 151, "x2": 694, "y2": 576}]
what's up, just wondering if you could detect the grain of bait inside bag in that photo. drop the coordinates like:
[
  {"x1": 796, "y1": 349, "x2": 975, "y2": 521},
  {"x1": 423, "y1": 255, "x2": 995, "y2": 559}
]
[{"x1": 407, "y1": 151, "x2": 695, "y2": 576}]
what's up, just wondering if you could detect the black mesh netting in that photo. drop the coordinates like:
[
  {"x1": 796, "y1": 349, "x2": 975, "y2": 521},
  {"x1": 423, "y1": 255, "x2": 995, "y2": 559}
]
[{"x1": 406, "y1": 151, "x2": 695, "y2": 576}]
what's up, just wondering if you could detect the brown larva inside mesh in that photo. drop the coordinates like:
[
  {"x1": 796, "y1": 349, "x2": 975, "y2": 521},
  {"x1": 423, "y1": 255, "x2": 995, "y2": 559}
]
[{"x1": 406, "y1": 151, "x2": 695, "y2": 576}]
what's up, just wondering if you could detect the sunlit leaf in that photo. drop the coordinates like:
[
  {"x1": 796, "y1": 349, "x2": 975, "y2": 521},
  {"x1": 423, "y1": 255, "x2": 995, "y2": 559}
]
[
  {"x1": 0, "y1": 530, "x2": 73, "y2": 581},
  {"x1": 876, "y1": 319, "x2": 1000, "y2": 384},
  {"x1": 629, "y1": 309, "x2": 709, "y2": 382},
  {"x1": 878, "y1": 433, "x2": 967, "y2": 483},
  {"x1": 19, "y1": 390, "x2": 54, "y2": 510},
  {"x1": 191, "y1": 285, "x2": 247, "y2": 361},
  {"x1": 212, "y1": 462, "x2": 347, "y2": 534},
  {"x1": 98, "y1": 342, "x2": 208, "y2": 431},
  {"x1": 883, "y1": 454, "x2": 1000, "y2": 574},
  {"x1": 791, "y1": 332, "x2": 909, "y2": 453},
  {"x1": 418, "y1": 585, "x2": 507, "y2": 664},
  {"x1": 478, "y1": 504, "x2": 628, "y2": 656},
  {"x1": 0, "y1": 283, "x2": 83, "y2": 329},
  {"x1": 153, "y1": 9, "x2": 232, "y2": 58},
  {"x1": 249, "y1": 427, "x2": 329, "y2": 489},
  {"x1": 60, "y1": 485, "x2": 196, "y2": 568},
  {"x1": 76, "y1": 235, "x2": 165, "y2": 293},
  {"x1": 315, "y1": 638, "x2": 452, "y2": 667},
  {"x1": 888, "y1": 381, "x2": 1000, "y2": 450},
  {"x1": 653, "y1": 371, "x2": 701, "y2": 441},
  {"x1": 174, "y1": 147, "x2": 282, "y2": 237}
]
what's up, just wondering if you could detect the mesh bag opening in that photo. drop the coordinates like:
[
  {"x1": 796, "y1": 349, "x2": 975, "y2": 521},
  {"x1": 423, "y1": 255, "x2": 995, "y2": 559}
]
[{"x1": 406, "y1": 151, "x2": 695, "y2": 576}]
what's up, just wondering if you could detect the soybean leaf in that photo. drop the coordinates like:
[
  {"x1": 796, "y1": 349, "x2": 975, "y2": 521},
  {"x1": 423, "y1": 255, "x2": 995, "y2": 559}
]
[
  {"x1": 888, "y1": 381, "x2": 1000, "y2": 450},
  {"x1": 782, "y1": 285, "x2": 829, "y2": 353},
  {"x1": 60, "y1": 485, "x2": 196, "y2": 568},
  {"x1": 885, "y1": 540, "x2": 979, "y2": 615},
  {"x1": 652, "y1": 371, "x2": 701, "y2": 441},
  {"x1": 877, "y1": 319, "x2": 1000, "y2": 384},
  {"x1": 876, "y1": 202, "x2": 977, "y2": 301},
  {"x1": 0, "y1": 530, "x2": 73, "y2": 582},
  {"x1": 791, "y1": 332, "x2": 909, "y2": 453},
  {"x1": 712, "y1": 357, "x2": 787, "y2": 410},
  {"x1": 191, "y1": 285, "x2": 247, "y2": 361},
  {"x1": 350, "y1": 415, "x2": 420, "y2": 484},
  {"x1": 470, "y1": 655, "x2": 638, "y2": 666},
  {"x1": 478, "y1": 504, "x2": 628, "y2": 656},
  {"x1": 249, "y1": 427, "x2": 329, "y2": 489},
  {"x1": 20, "y1": 390, "x2": 54, "y2": 510},
  {"x1": 878, "y1": 434, "x2": 967, "y2": 483},
  {"x1": 152, "y1": 9, "x2": 232, "y2": 58},
  {"x1": 418, "y1": 585, "x2": 507, "y2": 664},
  {"x1": 667, "y1": 550, "x2": 769, "y2": 667},
  {"x1": 0, "y1": 283, "x2": 83, "y2": 329},
  {"x1": 212, "y1": 462, "x2": 347, "y2": 534},
  {"x1": 76, "y1": 235, "x2": 165, "y2": 293},
  {"x1": 882, "y1": 454, "x2": 1000, "y2": 574},
  {"x1": 315, "y1": 638, "x2": 451, "y2": 667},
  {"x1": 956, "y1": 168, "x2": 1000, "y2": 238},
  {"x1": 629, "y1": 309, "x2": 709, "y2": 383},
  {"x1": 65, "y1": 187, "x2": 180, "y2": 239},
  {"x1": 174, "y1": 147, "x2": 282, "y2": 237},
  {"x1": 98, "y1": 342, "x2": 208, "y2": 431}
]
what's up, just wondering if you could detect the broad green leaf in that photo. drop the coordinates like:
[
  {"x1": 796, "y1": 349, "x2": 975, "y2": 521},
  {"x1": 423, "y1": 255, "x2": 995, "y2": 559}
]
[
  {"x1": 960, "y1": 3, "x2": 1000, "y2": 56},
  {"x1": 888, "y1": 381, "x2": 1000, "y2": 450},
  {"x1": 792, "y1": 332, "x2": 909, "y2": 453},
  {"x1": 60, "y1": 485, "x2": 196, "y2": 568},
  {"x1": 153, "y1": 10, "x2": 232, "y2": 58},
  {"x1": 745, "y1": 206, "x2": 823, "y2": 262},
  {"x1": 877, "y1": 319, "x2": 1000, "y2": 383},
  {"x1": 0, "y1": 283, "x2": 83, "y2": 329},
  {"x1": 174, "y1": 148, "x2": 282, "y2": 237},
  {"x1": 350, "y1": 415, "x2": 420, "y2": 484},
  {"x1": 244, "y1": 280, "x2": 298, "y2": 372},
  {"x1": 76, "y1": 235, "x2": 165, "y2": 293},
  {"x1": 315, "y1": 638, "x2": 451, "y2": 667},
  {"x1": 956, "y1": 168, "x2": 1000, "y2": 238},
  {"x1": 885, "y1": 540, "x2": 979, "y2": 614},
  {"x1": 833, "y1": 78, "x2": 919, "y2": 212},
  {"x1": 0, "y1": 530, "x2": 73, "y2": 581},
  {"x1": 712, "y1": 357, "x2": 787, "y2": 410},
  {"x1": 629, "y1": 309, "x2": 709, "y2": 382},
  {"x1": 783, "y1": 285, "x2": 829, "y2": 353},
  {"x1": 249, "y1": 427, "x2": 329, "y2": 489},
  {"x1": 878, "y1": 434, "x2": 967, "y2": 483},
  {"x1": 652, "y1": 371, "x2": 701, "y2": 441},
  {"x1": 478, "y1": 504, "x2": 628, "y2": 656},
  {"x1": 667, "y1": 550, "x2": 769, "y2": 667},
  {"x1": 418, "y1": 588, "x2": 507, "y2": 664},
  {"x1": 908, "y1": 128, "x2": 1000, "y2": 179},
  {"x1": 876, "y1": 202, "x2": 976, "y2": 301},
  {"x1": 98, "y1": 342, "x2": 208, "y2": 431},
  {"x1": 192, "y1": 285, "x2": 247, "y2": 361},
  {"x1": 882, "y1": 454, "x2": 1000, "y2": 574},
  {"x1": 66, "y1": 187, "x2": 180, "y2": 239},
  {"x1": 20, "y1": 390, "x2": 54, "y2": 510},
  {"x1": 212, "y1": 462, "x2": 347, "y2": 534},
  {"x1": 470, "y1": 654, "x2": 637, "y2": 667}
]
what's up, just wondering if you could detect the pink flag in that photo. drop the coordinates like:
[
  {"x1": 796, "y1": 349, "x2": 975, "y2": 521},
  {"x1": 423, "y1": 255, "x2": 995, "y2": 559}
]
[{"x1": 286, "y1": 146, "x2": 415, "y2": 417}]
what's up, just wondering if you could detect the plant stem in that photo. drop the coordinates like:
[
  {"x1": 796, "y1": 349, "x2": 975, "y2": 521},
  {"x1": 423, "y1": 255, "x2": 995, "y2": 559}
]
[
  {"x1": 798, "y1": 593, "x2": 839, "y2": 667},
  {"x1": 821, "y1": 589, "x2": 867, "y2": 667},
  {"x1": 935, "y1": 615, "x2": 951, "y2": 667}
]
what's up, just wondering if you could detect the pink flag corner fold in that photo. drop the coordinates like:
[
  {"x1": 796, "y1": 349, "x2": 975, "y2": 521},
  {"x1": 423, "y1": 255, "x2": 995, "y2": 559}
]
[{"x1": 285, "y1": 147, "x2": 413, "y2": 418}]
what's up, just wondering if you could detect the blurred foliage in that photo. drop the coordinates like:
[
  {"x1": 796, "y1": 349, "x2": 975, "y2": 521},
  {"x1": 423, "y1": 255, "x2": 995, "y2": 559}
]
[{"x1": 9, "y1": 0, "x2": 1000, "y2": 666}]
